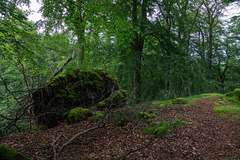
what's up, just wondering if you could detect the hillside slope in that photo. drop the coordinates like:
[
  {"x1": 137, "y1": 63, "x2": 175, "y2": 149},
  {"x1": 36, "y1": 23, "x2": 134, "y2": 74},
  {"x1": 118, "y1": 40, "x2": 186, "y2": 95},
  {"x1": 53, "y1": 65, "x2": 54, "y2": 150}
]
[{"x1": 1, "y1": 96, "x2": 240, "y2": 160}]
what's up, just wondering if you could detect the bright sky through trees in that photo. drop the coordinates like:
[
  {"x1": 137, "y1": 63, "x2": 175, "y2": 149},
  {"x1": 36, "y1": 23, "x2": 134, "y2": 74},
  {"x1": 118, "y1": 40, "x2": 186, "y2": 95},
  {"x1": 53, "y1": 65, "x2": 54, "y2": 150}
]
[{"x1": 22, "y1": 0, "x2": 240, "y2": 23}]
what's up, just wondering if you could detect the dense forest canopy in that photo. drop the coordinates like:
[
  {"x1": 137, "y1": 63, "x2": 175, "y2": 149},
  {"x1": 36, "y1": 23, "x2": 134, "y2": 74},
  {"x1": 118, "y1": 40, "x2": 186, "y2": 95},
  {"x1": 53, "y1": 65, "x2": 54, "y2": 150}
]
[{"x1": 0, "y1": 0, "x2": 240, "y2": 134}]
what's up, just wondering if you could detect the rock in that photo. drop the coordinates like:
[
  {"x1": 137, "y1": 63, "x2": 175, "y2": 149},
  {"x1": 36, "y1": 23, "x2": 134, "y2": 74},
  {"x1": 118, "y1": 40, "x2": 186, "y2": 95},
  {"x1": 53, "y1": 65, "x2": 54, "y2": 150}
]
[
  {"x1": 0, "y1": 146, "x2": 31, "y2": 160},
  {"x1": 31, "y1": 68, "x2": 127, "y2": 127}
]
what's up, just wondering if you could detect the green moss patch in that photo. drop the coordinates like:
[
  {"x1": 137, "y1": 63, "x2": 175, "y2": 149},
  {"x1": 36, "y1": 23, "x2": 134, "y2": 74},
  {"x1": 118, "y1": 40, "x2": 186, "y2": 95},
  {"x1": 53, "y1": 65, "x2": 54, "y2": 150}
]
[
  {"x1": 0, "y1": 146, "x2": 31, "y2": 160},
  {"x1": 90, "y1": 111, "x2": 104, "y2": 123},
  {"x1": 214, "y1": 105, "x2": 240, "y2": 121},
  {"x1": 152, "y1": 100, "x2": 171, "y2": 107},
  {"x1": 64, "y1": 107, "x2": 93, "y2": 125},
  {"x1": 223, "y1": 88, "x2": 240, "y2": 105},
  {"x1": 30, "y1": 125, "x2": 48, "y2": 134},
  {"x1": 139, "y1": 109, "x2": 158, "y2": 119},
  {"x1": 170, "y1": 98, "x2": 188, "y2": 104},
  {"x1": 97, "y1": 89, "x2": 127, "y2": 109},
  {"x1": 111, "y1": 111, "x2": 131, "y2": 127},
  {"x1": 142, "y1": 120, "x2": 188, "y2": 137}
]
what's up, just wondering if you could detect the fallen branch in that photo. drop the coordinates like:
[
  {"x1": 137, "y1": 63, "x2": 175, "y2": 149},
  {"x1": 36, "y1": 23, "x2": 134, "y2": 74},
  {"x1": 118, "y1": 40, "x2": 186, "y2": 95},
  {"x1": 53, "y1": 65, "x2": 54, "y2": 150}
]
[
  {"x1": 56, "y1": 124, "x2": 105, "y2": 157},
  {"x1": 118, "y1": 121, "x2": 175, "y2": 160}
]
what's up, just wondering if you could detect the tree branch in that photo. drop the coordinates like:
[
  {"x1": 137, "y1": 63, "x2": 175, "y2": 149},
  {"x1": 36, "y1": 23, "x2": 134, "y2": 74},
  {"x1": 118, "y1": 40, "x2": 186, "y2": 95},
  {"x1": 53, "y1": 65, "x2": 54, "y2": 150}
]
[{"x1": 49, "y1": 49, "x2": 77, "y2": 80}]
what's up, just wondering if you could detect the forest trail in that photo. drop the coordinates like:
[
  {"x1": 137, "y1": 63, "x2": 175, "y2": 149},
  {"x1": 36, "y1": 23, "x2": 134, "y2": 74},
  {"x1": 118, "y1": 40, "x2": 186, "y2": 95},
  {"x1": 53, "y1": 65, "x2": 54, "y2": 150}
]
[{"x1": 1, "y1": 97, "x2": 240, "y2": 160}]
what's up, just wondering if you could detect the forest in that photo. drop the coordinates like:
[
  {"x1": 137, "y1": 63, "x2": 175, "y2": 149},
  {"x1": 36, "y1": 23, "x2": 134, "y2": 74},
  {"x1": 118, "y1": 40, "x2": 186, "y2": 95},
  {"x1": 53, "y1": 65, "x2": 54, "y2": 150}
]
[{"x1": 0, "y1": 0, "x2": 240, "y2": 159}]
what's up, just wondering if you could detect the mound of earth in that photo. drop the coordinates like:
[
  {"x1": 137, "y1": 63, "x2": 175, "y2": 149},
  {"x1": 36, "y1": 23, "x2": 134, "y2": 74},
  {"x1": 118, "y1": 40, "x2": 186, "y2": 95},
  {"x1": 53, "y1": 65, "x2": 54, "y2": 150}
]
[{"x1": 31, "y1": 68, "x2": 127, "y2": 128}]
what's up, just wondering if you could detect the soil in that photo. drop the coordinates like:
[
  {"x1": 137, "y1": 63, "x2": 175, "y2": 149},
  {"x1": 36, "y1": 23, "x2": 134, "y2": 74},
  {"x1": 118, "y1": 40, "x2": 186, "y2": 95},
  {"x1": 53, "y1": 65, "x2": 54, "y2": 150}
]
[{"x1": 1, "y1": 97, "x2": 240, "y2": 160}]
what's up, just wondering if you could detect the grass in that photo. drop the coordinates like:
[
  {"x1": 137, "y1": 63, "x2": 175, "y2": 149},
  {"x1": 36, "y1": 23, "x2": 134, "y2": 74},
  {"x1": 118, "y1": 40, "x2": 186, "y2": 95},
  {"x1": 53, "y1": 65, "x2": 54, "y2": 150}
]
[
  {"x1": 214, "y1": 105, "x2": 240, "y2": 121},
  {"x1": 152, "y1": 93, "x2": 222, "y2": 107}
]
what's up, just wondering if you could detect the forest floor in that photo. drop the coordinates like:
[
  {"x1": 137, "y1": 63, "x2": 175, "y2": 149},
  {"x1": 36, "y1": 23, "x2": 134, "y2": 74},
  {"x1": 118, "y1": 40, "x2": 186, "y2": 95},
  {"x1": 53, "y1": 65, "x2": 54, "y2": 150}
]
[{"x1": 1, "y1": 96, "x2": 240, "y2": 160}]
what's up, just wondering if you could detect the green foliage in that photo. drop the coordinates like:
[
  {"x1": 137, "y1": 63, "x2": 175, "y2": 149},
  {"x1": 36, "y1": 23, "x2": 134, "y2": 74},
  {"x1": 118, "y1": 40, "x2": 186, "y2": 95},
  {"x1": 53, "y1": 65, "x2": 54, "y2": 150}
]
[
  {"x1": 138, "y1": 109, "x2": 158, "y2": 119},
  {"x1": 142, "y1": 120, "x2": 188, "y2": 137},
  {"x1": 63, "y1": 107, "x2": 93, "y2": 125},
  {"x1": 0, "y1": 145, "x2": 31, "y2": 160}
]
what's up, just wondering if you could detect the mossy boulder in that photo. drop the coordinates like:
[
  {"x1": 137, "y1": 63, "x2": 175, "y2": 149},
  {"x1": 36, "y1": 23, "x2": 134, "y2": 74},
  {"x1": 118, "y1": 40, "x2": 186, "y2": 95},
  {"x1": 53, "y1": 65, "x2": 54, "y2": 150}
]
[
  {"x1": 31, "y1": 68, "x2": 127, "y2": 128},
  {"x1": 0, "y1": 146, "x2": 31, "y2": 160},
  {"x1": 63, "y1": 107, "x2": 93, "y2": 125},
  {"x1": 224, "y1": 88, "x2": 240, "y2": 105}
]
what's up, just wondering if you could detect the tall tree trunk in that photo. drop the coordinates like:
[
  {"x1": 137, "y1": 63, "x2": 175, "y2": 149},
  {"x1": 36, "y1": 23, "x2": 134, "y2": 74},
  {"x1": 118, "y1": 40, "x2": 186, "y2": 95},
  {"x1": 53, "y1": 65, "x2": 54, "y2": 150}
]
[
  {"x1": 131, "y1": 0, "x2": 147, "y2": 102},
  {"x1": 75, "y1": 0, "x2": 85, "y2": 66},
  {"x1": 76, "y1": 28, "x2": 85, "y2": 66},
  {"x1": 207, "y1": 27, "x2": 213, "y2": 81}
]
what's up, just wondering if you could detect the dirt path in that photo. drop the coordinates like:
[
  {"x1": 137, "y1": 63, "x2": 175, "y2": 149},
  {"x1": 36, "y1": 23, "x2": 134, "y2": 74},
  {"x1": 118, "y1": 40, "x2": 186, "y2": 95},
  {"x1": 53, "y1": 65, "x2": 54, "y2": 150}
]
[
  {"x1": 1, "y1": 97, "x2": 240, "y2": 160},
  {"x1": 152, "y1": 97, "x2": 240, "y2": 160}
]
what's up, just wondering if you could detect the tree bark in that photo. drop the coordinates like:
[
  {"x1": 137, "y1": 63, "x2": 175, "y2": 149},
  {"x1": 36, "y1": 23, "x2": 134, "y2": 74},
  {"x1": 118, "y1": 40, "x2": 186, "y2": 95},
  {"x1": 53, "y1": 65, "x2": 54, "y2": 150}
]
[{"x1": 131, "y1": 0, "x2": 148, "y2": 102}]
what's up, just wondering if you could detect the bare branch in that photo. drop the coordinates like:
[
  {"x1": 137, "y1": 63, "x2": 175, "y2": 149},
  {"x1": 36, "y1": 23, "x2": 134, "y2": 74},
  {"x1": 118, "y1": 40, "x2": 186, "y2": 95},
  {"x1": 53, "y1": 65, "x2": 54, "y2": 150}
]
[{"x1": 49, "y1": 48, "x2": 77, "y2": 80}]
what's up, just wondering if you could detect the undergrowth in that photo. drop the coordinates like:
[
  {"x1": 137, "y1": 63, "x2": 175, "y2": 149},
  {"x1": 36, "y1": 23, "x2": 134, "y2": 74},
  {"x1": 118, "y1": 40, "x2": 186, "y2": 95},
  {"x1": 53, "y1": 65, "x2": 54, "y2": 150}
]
[
  {"x1": 142, "y1": 120, "x2": 188, "y2": 137},
  {"x1": 214, "y1": 105, "x2": 240, "y2": 121}
]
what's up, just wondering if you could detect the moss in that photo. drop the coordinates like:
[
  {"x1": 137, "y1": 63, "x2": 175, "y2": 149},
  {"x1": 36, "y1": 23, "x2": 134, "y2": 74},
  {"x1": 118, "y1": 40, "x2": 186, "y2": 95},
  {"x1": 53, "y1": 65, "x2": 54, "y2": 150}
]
[
  {"x1": 30, "y1": 125, "x2": 48, "y2": 133},
  {"x1": 94, "y1": 68, "x2": 107, "y2": 77},
  {"x1": 78, "y1": 69, "x2": 103, "y2": 88},
  {"x1": 63, "y1": 107, "x2": 93, "y2": 125},
  {"x1": 90, "y1": 111, "x2": 104, "y2": 122},
  {"x1": 32, "y1": 68, "x2": 126, "y2": 128},
  {"x1": 111, "y1": 111, "x2": 129, "y2": 127},
  {"x1": 48, "y1": 75, "x2": 67, "y2": 87},
  {"x1": 0, "y1": 146, "x2": 31, "y2": 160},
  {"x1": 97, "y1": 89, "x2": 127, "y2": 109},
  {"x1": 214, "y1": 105, "x2": 240, "y2": 121},
  {"x1": 106, "y1": 75, "x2": 118, "y2": 86},
  {"x1": 171, "y1": 98, "x2": 188, "y2": 104},
  {"x1": 223, "y1": 88, "x2": 240, "y2": 105},
  {"x1": 152, "y1": 100, "x2": 171, "y2": 107},
  {"x1": 139, "y1": 109, "x2": 158, "y2": 119},
  {"x1": 0, "y1": 128, "x2": 6, "y2": 137}
]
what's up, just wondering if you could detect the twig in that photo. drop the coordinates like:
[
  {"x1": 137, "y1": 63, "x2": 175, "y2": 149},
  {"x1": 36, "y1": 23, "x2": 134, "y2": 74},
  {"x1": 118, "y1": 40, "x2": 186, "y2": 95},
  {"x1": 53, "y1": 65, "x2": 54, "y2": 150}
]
[
  {"x1": 52, "y1": 135, "x2": 62, "y2": 160},
  {"x1": 118, "y1": 122, "x2": 174, "y2": 160},
  {"x1": 56, "y1": 124, "x2": 105, "y2": 157}
]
